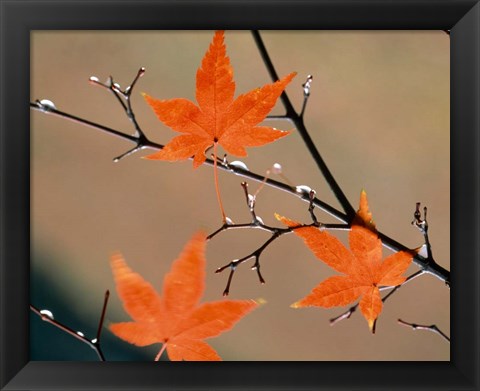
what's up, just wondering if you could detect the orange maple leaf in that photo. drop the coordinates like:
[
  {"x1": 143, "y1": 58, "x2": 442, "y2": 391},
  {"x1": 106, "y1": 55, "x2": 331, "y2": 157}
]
[
  {"x1": 109, "y1": 232, "x2": 258, "y2": 361},
  {"x1": 276, "y1": 191, "x2": 413, "y2": 331},
  {"x1": 142, "y1": 30, "x2": 296, "y2": 168}
]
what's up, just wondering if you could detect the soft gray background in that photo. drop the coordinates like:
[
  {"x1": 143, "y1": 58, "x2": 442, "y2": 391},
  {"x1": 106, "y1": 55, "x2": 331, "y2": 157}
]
[{"x1": 31, "y1": 30, "x2": 449, "y2": 361}]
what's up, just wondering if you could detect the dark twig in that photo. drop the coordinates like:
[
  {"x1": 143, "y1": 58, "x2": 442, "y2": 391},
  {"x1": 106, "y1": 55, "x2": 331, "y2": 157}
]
[
  {"x1": 215, "y1": 232, "x2": 284, "y2": 296},
  {"x1": 398, "y1": 319, "x2": 450, "y2": 343},
  {"x1": 212, "y1": 181, "x2": 291, "y2": 294},
  {"x1": 380, "y1": 270, "x2": 425, "y2": 304},
  {"x1": 252, "y1": 30, "x2": 356, "y2": 220},
  {"x1": 89, "y1": 68, "x2": 148, "y2": 162},
  {"x1": 30, "y1": 290, "x2": 110, "y2": 361}
]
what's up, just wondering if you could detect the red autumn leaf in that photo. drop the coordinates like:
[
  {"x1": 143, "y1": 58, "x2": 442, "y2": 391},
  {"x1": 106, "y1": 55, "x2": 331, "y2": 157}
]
[
  {"x1": 142, "y1": 30, "x2": 296, "y2": 168},
  {"x1": 276, "y1": 191, "x2": 413, "y2": 331},
  {"x1": 109, "y1": 232, "x2": 258, "y2": 361}
]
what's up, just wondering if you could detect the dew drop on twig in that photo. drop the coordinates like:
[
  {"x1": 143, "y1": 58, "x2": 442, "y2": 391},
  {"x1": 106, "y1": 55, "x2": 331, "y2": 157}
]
[
  {"x1": 295, "y1": 185, "x2": 313, "y2": 196},
  {"x1": 76, "y1": 331, "x2": 85, "y2": 337},
  {"x1": 39, "y1": 309, "x2": 54, "y2": 320},
  {"x1": 256, "y1": 216, "x2": 264, "y2": 225},
  {"x1": 89, "y1": 76, "x2": 99, "y2": 83},
  {"x1": 225, "y1": 217, "x2": 234, "y2": 225},
  {"x1": 38, "y1": 99, "x2": 56, "y2": 112},
  {"x1": 247, "y1": 194, "x2": 255, "y2": 209},
  {"x1": 229, "y1": 161, "x2": 249, "y2": 172},
  {"x1": 416, "y1": 244, "x2": 428, "y2": 258}
]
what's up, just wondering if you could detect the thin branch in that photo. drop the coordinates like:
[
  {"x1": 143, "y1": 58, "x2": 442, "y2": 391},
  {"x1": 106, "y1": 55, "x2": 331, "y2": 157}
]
[
  {"x1": 251, "y1": 30, "x2": 356, "y2": 220},
  {"x1": 30, "y1": 290, "x2": 110, "y2": 361},
  {"x1": 215, "y1": 232, "x2": 284, "y2": 296},
  {"x1": 398, "y1": 319, "x2": 450, "y2": 343},
  {"x1": 212, "y1": 181, "x2": 292, "y2": 295}
]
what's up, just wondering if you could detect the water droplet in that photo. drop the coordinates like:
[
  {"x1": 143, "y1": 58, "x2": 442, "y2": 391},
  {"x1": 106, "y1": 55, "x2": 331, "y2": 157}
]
[
  {"x1": 296, "y1": 185, "x2": 313, "y2": 195},
  {"x1": 40, "y1": 309, "x2": 54, "y2": 320},
  {"x1": 39, "y1": 99, "x2": 56, "y2": 111},
  {"x1": 256, "y1": 216, "x2": 264, "y2": 225},
  {"x1": 89, "y1": 76, "x2": 99, "y2": 83},
  {"x1": 417, "y1": 244, "x2": 428, "y2": 258},
  {"x1": 247, "y1": 194, "x2": 255, "y2": 208},
  {"x1": 91, "y1": 338, "x2": 98, "y2": 344},
  {"x1": 303, "y1": 74, "x2": 313, "y2": 96},
  {"x1": 77, "y1": 331, "x2": 85, "y2": 337},
  {"x1": 272, "y1": 163, "x2": 282, "y2": 174},
  {"x1": 229, "y1": 160, "x2": 249, "y2": 171},
  {"x1": 225, "y1": 217, "x2": 234, "y2": 225},
  {"x1": 113, "y1": 83, "x2": 121, "y2": 90}
]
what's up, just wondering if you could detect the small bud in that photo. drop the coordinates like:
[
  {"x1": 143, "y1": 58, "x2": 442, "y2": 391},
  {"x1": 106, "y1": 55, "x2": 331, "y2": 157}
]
[
  {"x1": 302, "y1": 74, "x2": 313, "y2": 96},
  {"x1": 272, "y1": 163, "x2": 282, "y2": 175}
]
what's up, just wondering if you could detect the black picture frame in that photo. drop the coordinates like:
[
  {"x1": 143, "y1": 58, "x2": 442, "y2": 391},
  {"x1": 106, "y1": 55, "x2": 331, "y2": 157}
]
[{"x1": 1, "y1": 0, "x2": 478, "y2": 390}]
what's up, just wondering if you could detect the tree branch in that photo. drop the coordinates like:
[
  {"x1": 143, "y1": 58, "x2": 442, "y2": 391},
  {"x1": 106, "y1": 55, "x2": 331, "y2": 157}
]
[
  {"x1": 252, "y1": 30, "x2": 356, "y2": 220},
  {"x1": 30, "y1": 290, "x2": 110, "y2": 361},
  {"x1": 398, "y1": 319, "x2": 450, "y2": 343}
]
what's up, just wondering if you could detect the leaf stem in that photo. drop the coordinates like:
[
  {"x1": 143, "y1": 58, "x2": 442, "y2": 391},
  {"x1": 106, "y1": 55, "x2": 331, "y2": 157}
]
[
  {"x1": 213, "y1": 142, "x2": 227, "y2": 223},
  {"x1": 155, "y1": 343, "x2": 168, "y2": 361}
]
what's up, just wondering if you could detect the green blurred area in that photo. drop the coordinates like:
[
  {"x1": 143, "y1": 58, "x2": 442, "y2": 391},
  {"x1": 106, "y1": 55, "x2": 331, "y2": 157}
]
[{"x1": 31, "y1": 31, "x2": 449, "y2": 361}]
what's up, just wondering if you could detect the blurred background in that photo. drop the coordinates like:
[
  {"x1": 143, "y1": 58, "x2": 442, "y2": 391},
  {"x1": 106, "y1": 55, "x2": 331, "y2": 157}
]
[{"x1": 30, "y1": 30, "x2": 449, "y2": 361}]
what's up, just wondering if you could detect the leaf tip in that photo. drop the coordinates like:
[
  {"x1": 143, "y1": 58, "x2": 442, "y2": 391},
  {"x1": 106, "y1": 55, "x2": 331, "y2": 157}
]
[
  {"x1": 368, "y1": 318, "x2": 376, "y2": 334},
  {"x1": 254, "y1": 297, "x2": 267, "y2": 306}
]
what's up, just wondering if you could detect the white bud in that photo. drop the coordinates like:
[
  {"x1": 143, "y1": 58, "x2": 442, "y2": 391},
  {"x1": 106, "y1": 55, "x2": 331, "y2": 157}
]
[{"x1": 272, "y1": 163, "x2": 282, "y2": 175}]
